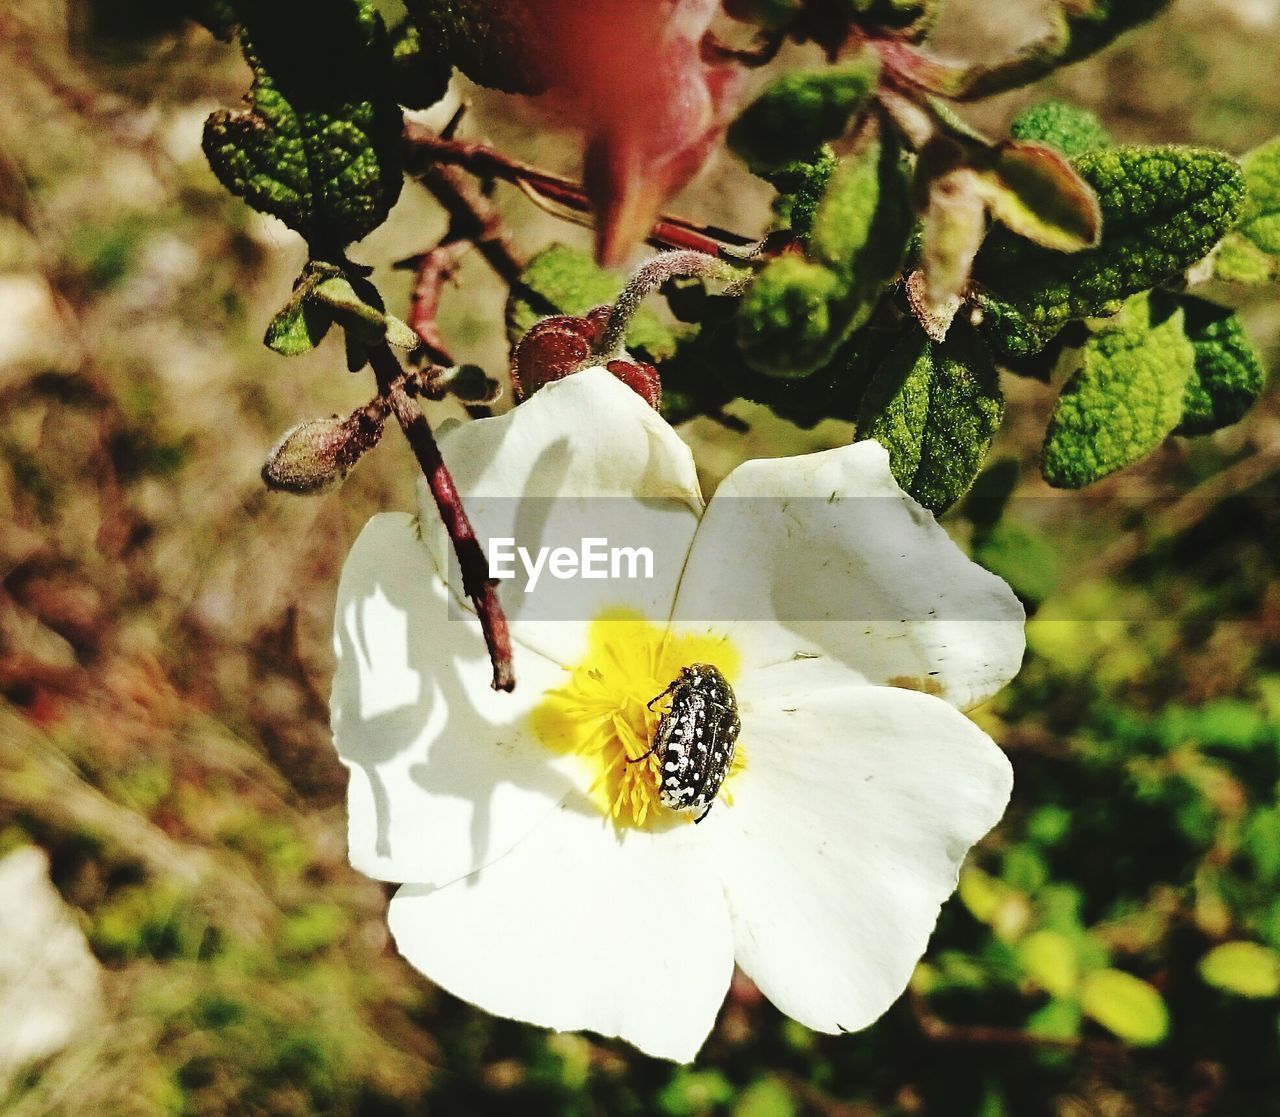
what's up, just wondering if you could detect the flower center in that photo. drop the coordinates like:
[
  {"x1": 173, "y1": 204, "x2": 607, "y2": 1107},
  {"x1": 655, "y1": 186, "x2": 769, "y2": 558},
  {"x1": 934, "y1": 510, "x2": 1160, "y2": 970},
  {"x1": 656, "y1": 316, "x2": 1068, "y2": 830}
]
[{"x1": 530, "y1": 611, "x2": 744, "y2": 829}]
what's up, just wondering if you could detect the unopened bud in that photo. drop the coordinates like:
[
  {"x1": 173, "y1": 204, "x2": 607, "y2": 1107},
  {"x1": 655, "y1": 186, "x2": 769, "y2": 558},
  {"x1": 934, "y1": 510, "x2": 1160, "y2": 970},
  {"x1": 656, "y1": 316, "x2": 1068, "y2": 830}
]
[
  {"x1": 510, "y1": 315, "x2": 598, "y2": 401},
  {"x1": 605, "y1": 359, "x2": 661, "y2": 409},
  {"x1": 511, "y1": 308, "x2": 662, "y2": 409},
  {"x1": 262, "y1": 406, "x2": 384, "y2": 495}
]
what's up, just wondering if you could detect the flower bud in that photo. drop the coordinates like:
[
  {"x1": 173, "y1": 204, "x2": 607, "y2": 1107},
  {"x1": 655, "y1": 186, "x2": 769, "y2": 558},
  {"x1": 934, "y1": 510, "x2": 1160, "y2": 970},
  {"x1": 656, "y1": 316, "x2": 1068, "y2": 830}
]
[
  {"x1": 510, "y1": 315, "x2": 597, "y2": 401},
  {"x1": 262, "y1": 408, "x2": 384, "y2": 495},
  {"x1": 511, "y1": 308, "x2": 661, "y2": 409},
  {"x1": 605, "y1": 359, "x2": 661, "y2": 409}
]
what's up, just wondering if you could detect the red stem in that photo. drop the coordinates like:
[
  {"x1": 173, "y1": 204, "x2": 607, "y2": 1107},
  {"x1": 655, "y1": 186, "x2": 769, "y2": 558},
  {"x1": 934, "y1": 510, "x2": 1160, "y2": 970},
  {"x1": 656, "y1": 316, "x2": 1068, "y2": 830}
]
[
  {"x1": 402, "y1": 123, "x2": 760, "y2": 260},
  {"x1": 368, "y1": 344, "x2": 515, "y2": 692}
]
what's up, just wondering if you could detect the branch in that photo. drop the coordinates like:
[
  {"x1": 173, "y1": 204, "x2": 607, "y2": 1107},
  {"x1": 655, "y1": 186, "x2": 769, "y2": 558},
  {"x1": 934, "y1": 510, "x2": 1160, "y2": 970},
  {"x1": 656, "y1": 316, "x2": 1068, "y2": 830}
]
[
  {"x1": 367, "y1": 344, "x2": 515, "y2": 692},
  {"x1": 402, "y1": 123, "x2": 762, "y2": 261},
  {"x1": 909, "y1": 991, "x2": 1123, "y2": 1056},
  {"x1": 402, "y1": 240, "x2": 471, "y2": 366}
]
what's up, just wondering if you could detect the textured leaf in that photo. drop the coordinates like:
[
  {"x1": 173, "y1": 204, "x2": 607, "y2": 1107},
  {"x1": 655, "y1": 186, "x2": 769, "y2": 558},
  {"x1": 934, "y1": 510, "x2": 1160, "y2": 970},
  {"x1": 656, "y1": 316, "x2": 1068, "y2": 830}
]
[
  {"x1": 202, "y1": 0, "x2": 403, "y2": 254},
  {"x1": 727, "y1": 52, "x2": 880, "y2": 173},
  {"x1": 403, "y1": 0, "x2": 546, "y2": 93},
  {"x1": 1199, "y1": 942, "x2": 1280, "y2": 999},
  {"x1": 1042, "y1": 295, "x2": 1194, "y2": 488},
  {"x1": 1080, "y1": 969, "x2": 1168, "y2": 1045},
  {"x1": 975, "y1": 142, "x2": 1101, "y2": 252},
  {"x1": 735, "y1": 257, "x2": 849, "y2": 379},
  {"x1": 809, "y1": 131, "x2": 913, "y2": 281},
  {"x1": 856, "y1": 324, "x2": 1004, "y2": 512},
  {"x1": 766, "y1": 147, "x2": 837, "y2": 238},
  {"x1": 1010, "y1": 100, "x2": 1111, "y2": 158},
  {"x1": 1173, "y1": 295, "x2": 1266, "y2": 435},
  {"x1": 974, "y1": 147, "x2": 1244, "y2": 357},
  {"x1": 505, "y1": 244, "x2": 683, "y2": 361},
  {"x1": 1215, "y1": 136, "x2": 1280, "y2": 284},
  {"x1": 737, "y1": 133, "x2": 911, "y2": 379}
]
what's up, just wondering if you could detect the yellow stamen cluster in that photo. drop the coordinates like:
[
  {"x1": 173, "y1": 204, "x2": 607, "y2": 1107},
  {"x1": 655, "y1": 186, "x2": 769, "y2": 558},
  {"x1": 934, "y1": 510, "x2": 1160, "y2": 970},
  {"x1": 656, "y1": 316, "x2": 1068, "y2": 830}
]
[{"x1": 531, "y1": 612, "x2": 743, "y2": 828}]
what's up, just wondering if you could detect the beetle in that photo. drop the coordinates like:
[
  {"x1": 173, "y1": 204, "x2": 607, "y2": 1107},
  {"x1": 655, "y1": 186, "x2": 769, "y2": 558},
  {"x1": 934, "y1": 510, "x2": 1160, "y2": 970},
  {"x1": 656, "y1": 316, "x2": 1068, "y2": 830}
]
[{"x1": 632, "y1": 663, "x2": 741, "y2": 822}]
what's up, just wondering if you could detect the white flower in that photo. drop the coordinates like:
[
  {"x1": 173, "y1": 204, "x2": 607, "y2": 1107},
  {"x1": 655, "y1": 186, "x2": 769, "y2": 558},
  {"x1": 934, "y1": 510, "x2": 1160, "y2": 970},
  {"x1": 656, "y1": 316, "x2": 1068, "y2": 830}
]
[{"x1": 331, "y1": 368, "x2": 1024, "y2": 1062}]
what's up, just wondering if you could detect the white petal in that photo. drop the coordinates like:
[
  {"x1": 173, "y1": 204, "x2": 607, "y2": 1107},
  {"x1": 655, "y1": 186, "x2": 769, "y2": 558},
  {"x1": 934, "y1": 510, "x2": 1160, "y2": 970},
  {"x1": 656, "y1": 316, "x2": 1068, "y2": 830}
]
[
  {"x1": 331, "y1": 513, "x2": 582, "y2": 886},
  {"x1": 422, "y1": 368, "x2": 704, "y2": 665},
  {"x1": 389, "y1": 804, "x2": 734, "y2": 1062},
  {"x1": 672, "y1": 440, "x2": 1024, "y2": 709},
  {"x1": 706, "y1": 681, "x2": 1012, "y2": 1035}
]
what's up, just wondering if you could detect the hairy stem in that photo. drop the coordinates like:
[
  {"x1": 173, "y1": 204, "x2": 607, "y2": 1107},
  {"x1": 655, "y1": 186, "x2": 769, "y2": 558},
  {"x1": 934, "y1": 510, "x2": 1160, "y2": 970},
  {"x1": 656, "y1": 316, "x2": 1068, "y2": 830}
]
[
  {"x1": 368, "y1": 344, "x2": 515, "y2": 692},
  {"x1": 597, "y1": 250, "x2": 744, "y2": 360}
]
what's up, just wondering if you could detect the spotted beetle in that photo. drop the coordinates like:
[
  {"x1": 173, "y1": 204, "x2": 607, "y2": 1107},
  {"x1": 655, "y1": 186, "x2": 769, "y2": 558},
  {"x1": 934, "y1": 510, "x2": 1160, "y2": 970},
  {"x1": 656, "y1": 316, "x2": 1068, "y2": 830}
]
[{"x1": 635, "y1": 663, "x2": 741, "y2": 822}]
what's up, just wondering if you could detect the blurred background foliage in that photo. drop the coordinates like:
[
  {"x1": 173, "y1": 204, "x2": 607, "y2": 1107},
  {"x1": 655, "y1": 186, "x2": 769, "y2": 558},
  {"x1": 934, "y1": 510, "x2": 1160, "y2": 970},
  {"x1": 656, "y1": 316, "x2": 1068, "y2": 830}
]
[{"x1": 2, "y1": 0, "x2": 1280, "y2": 1114}]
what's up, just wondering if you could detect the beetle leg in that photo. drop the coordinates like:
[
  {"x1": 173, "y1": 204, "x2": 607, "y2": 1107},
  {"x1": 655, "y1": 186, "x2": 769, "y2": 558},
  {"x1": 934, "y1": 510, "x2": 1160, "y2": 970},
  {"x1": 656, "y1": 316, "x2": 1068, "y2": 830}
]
[{"x1": 646, "y1": 678, "x2": 682, "y2": 711}]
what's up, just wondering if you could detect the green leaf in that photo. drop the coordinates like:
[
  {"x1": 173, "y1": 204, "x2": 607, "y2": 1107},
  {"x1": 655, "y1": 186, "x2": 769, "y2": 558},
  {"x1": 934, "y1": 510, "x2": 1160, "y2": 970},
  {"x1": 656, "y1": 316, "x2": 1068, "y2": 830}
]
[
  {"x1": 313, "y1": 277, "x2": 421, "y2": 349},
  {"x1": 847, "y1": 0, "x2": 934, "y2": 33},
  {"x1": 1042, "y1": 294, "x2": 1194, "y2": 487},
  {"x1": 974, "y1": 146, "x2": 1244, "y2": 357},
  {"x1": 974, "y1": 142, "x2": 1101, "y2": 253},
  {"x1": 727, "y1": 51, "x2": 881, "y2": 173},
  {"x1": 856, "y1": 324, "x2": 1004, "y2": 512},
  {"x1": 735, "y1": 257, "x2": 849, "y2": 379},
  {"x1": 767, "y1": 147, "x2": 837, "y2": 238},
  {"x1": 389, "y1": 19, "x2": 451, "y2": 109},
  {"x1": 1018, "y1": 929, "x2": 1079, "y2": 997},
  {"x1": 731, "y1": 0, "x2": 804, "y2": 30},
  {"x1": 1173, "y1": 295, "x2": 1266, "y2": 435},
  {"x1": 809, "y1": 130, "x2": 913, "y2": 283},
  {"x1": 202, "y1": 0, "x2": 404, "y2": 254},
  {"x1": 1215, "y1": 136, "x2": 1280, "y2": 284},
  {"x1": 738, "y1": 133, "x2": 911, "y2": 379},
  {"x1": 733, "y1": 1078, "x2": 797, "y2": 1117},
  {"x1": 1009, "y1": 100, "x2": 1112, "y2": 158},
  {"x1": 973, "y1": 520, "x2": 1062, "y2": 605},
  {"x1": 1199, "y1": 942, "x2": 1280, "y2": 999},
  {"x1": 265, "y1": 262, "x2": 417, "y2": 358},
  {"x1": 404, "y1": 0, "x2": 546, "y2": 94},
  {"x1": 1080, "y1": 969, "x2": 1169, "y2": 1045},
  {"x1": 937, "y1": 1, "x2": 1174, "y2": 100},
  {"x1": 1025, "y1": 998, "x2": 1082, "y2": 1041},
  {"x1": 505, "y1": 244, "x2": 684, "y2": 361}
]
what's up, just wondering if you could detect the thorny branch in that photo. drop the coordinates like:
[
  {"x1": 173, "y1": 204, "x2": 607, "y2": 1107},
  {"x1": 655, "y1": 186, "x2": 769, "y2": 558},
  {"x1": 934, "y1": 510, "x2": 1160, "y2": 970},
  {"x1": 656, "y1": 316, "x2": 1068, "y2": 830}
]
[{"x1": 367, "y1": 343, "x2": 515, "y2": 692}]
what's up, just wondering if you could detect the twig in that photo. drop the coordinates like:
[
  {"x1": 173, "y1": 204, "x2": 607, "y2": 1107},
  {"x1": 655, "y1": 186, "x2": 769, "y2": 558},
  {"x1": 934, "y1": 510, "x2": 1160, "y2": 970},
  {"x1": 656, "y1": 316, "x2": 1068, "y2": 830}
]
[
  {"x1": 367, "y1": 344, "x2": 514, "y2": 692},
  {"x1": 403, "y1": 240, "x2": 471, "y2": 366},
  {"x1": 407, "y1": 153, "x2": 529, "y2": 288},
  {"x1": 402, "y1": 123, "x2": 761, "y2": 260},
  {"x1": 909, "y1": 991, "x2": 1122, "y2": 1056},
  {"x1": 1076, "y1": 442, "x2": 1280, "y2": 581}
]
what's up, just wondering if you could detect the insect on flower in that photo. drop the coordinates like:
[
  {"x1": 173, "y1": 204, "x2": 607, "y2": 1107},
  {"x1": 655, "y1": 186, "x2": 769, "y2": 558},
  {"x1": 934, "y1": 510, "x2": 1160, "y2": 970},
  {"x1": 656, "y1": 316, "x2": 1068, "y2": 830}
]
[{"x1": 637, "y1": 663, "x2": 741, "y2": 822}]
